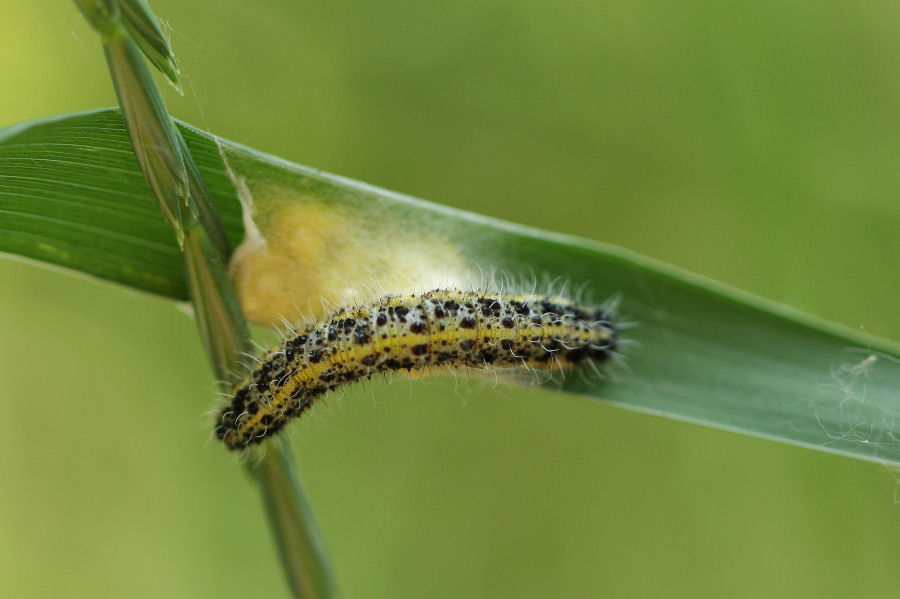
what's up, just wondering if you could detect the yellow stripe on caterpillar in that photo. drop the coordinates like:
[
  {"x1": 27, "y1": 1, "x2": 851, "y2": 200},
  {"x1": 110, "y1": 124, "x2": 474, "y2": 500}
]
[{"x1": 216, "y1": 289, "x2": 618, "y2": 449}]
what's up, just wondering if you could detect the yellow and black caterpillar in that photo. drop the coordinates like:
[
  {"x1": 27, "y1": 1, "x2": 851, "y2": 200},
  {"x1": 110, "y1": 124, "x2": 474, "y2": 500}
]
[{"x1": 216, "y1": 289, "x2": 618, "y2": 449}]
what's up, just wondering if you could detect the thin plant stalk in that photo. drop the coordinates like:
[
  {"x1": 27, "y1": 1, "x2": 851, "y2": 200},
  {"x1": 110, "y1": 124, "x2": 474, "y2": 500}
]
[{"x1": 73, "y1": 1, "x2": 340, "y2": 596}]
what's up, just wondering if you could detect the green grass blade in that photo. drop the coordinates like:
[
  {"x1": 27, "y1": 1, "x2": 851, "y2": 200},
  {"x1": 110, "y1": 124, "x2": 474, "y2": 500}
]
[
  {"x1": 0, "y1": 109, "x2": 243, "y2": 297},
  {"x1": 1, "y1": 108, "x2": 898, "y2": 465}
]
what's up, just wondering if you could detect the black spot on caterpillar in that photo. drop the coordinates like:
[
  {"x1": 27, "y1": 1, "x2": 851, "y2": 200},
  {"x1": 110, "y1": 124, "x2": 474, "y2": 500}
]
[{"x1": 215, "y1": 289, "x2": 619, "y2": 449}]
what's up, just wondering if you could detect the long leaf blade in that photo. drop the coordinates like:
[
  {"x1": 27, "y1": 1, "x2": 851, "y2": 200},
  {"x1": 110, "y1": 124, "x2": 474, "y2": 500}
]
[{"x1": 1, "y1": 109, "x2": 898, "y2": 465}]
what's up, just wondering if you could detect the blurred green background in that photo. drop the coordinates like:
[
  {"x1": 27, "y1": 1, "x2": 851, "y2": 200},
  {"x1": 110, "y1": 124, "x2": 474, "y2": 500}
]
[{"x1": 2, "y1": 1, "x2": 899, "y2": 597}]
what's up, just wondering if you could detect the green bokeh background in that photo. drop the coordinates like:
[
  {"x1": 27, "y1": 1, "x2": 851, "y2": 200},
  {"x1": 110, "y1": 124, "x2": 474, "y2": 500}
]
[{"x1": 2, "y1": 2, "x2": 898, "y2": 597}]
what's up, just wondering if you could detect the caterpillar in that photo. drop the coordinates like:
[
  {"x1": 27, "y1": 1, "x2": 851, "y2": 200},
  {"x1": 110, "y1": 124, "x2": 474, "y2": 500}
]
[{"x1": 215, "y1": 289, "x2": 619, "y2": 449}]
